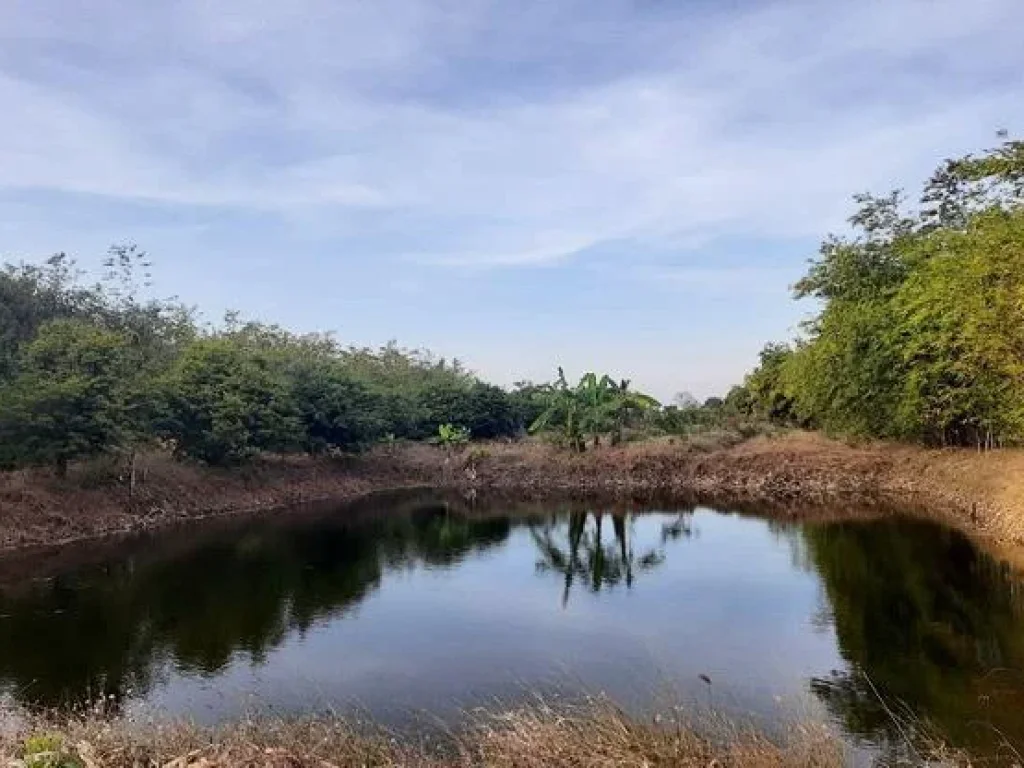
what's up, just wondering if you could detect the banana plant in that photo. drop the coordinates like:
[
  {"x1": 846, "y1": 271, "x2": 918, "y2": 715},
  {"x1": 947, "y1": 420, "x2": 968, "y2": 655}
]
[
  {"x1": 530, "y1": 369, "x2": 659, "y2": 450},
  {"x1": 605, "y1": 378, "x2": 661, "y2": 445},
  {"x1": 575, "y1": 372, "x2": 615, "y2": 447},
  {"x1": 529, "y1": 368, "x2": 586, "y2": 451}
]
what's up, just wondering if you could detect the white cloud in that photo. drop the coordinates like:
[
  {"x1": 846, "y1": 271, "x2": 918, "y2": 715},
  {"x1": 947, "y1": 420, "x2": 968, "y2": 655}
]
[{"x1": 0, "y1": 0, "x2": 1022, "y2": 272}]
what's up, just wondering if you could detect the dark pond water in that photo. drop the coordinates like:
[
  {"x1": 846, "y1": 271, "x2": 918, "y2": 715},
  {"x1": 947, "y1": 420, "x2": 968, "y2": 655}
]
[{"x1": 1, "y1": 491, "x2": 1023, "y2": 763}]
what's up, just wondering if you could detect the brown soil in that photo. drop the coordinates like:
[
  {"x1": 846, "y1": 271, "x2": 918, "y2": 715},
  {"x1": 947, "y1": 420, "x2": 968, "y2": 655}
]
[
  {"x1": 1, "y1": 432, "x2": 1023, "y2": 553},
  {"x1": 0, "y1": 448, "x2": 442, "y2": 551},
  {"x1": 458, "y1": 433, "x2": 1024, "y2": 545}
]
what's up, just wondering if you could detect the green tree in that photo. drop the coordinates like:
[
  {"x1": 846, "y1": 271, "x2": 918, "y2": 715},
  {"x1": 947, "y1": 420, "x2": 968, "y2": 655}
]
[
  {"x1": 288, "y1": 358, "x2": 386, "y2": 453},
  {"x1": 784, "y1": 301, "x2": 905, "y2": 438},
  {"x1": 766, "y1": 135, "x2": 1024, "y2": 446},
  {"x1": 743, "y1": 343, "x2": 797, "y2": 424},
  {"x1": 0, "y1": 320, "x2": 139, "y2": 473},
  {"x1": 508, "y1": 381, "x2": 549, "y2": 435},
  {"x1": 336, "y1": 342, "x2": 517, "y2": 440},
  {"x1": 157, "y1": 337, "x2": 302, "y2": 464},
  {"x1": 892, "y1": 208, "x2": 1024, "y2": 446},
  {"x1": 0, "y1": 254, "x2": 104, "y2": 382}
]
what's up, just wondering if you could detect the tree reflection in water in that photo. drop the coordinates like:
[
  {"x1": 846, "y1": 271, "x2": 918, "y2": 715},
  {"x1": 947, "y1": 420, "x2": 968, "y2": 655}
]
[
  {"x1": 799, "y1": 518, "x2": 1024, "y2": 759},
  {"x1": 0, "y1": 492, "x2": 511, "y2": 711},
  {"x1": 7, "y1": 498, "x2": 1024, "y2": 764},
  {"x1": 529, "y1": 510, "x2": 691, "y2": 606}
]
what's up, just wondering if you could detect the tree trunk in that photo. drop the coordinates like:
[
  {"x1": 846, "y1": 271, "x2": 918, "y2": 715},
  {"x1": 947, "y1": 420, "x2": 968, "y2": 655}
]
[
  {"x1": 592, "y1": 513, "x2": 605, "y2": 591},
  {"x1": 613, "y1": 515, "x2": 631, "y2": 588}
]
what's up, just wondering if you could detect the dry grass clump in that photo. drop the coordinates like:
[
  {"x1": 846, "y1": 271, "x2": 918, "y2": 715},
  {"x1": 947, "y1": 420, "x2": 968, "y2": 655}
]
[
  {"x1": 461, "y1": 702, "x2": 847, "y2": 768},
  {"x1": 1, "y1": 698, "x2": 963, "y2": 768}
]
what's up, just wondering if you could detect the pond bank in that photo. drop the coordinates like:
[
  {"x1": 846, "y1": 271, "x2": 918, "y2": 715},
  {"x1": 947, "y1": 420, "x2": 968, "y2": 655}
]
[
  {"x1": 0, "y1": 699, "x2": 900, "y2": 768},
  {"x1": 0, "y1": 432, "x2": 1022, "y2": 552},
  {"x1": 461, "y1": 432, "x2": 1024, "y2": 547}
]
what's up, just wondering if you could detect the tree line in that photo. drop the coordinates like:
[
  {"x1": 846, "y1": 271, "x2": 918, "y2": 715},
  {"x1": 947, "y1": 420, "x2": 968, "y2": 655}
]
[
  {"x1": 0, "y1": 247, "x2": 554, "y2": 471},
  {"x1": 737, "y1": 137, "x2": 1024, "y2": 448},
  {"x1": 0, "y1": 247, "x2": 684, "y2": 473}
]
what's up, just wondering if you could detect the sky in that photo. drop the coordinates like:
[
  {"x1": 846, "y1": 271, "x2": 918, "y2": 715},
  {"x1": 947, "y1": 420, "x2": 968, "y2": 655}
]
[{"x1": 1, "y1": 0, "x2": 1023, "y2": 400}]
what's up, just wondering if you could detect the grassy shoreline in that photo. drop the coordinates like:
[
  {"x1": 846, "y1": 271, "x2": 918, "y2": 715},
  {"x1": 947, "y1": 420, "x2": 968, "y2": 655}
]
[
  {"x1": 1, "y1": 432, "x2": 1023, "y2": 554},
  {"x1": 0, "y1": 699, "x2": 908, "y2": 768}
]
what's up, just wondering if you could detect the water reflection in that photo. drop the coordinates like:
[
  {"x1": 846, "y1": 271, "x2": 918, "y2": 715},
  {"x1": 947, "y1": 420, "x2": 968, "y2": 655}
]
[
  {"x1": 529, "y1": 511, "x2": 682, "y2": 605},
  {"x1": 0, "y1": 492, "x2": 512, "y2": 710},
  {"x1": 799, "y1": 519, "x2": 1024, "y2": 757},
  {"x1": 0, "y1": 497, "x2": 1023, "y2": 764}
]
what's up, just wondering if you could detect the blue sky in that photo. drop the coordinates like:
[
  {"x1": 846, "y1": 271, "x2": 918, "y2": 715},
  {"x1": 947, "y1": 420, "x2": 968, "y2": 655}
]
[{"x1": 2, "y1": 0, "x2": 1023, "y2": 399}]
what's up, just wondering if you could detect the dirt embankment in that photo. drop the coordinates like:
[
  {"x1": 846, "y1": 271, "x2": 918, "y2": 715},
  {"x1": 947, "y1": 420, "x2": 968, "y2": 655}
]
[
  {"x1": 2, "y1": 432, "x2": 1024, "y2": 551},
  {"x1": 455, "y1": 433, "x2": 1024, "y2": 543},
  {"x1": 0, "y1": 449, "x2": 443, "y2": 551}
]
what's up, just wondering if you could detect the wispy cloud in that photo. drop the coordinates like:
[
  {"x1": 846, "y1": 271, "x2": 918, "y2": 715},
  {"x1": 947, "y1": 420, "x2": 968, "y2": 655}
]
[
  {"x1": 2, "y1": 0, "x2": 1022, "y2": 269},
  {"x1": 1, "y1": 0, "x2": 1022, "y2": 395}
]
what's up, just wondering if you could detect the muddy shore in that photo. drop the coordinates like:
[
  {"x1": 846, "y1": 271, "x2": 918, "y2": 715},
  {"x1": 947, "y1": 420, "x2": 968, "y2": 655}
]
[{"x1": 0, "y1": 432, "x2": 1021, "y2": 552}]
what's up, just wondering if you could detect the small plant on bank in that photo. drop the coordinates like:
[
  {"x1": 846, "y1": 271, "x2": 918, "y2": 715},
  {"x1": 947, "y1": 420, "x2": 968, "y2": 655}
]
[
  {"x1": 20, "y1": 734, "x2": 81, "y2": 768},
  {"x1": 435, "y1": 423, "x2": 471, "y2": 450}
]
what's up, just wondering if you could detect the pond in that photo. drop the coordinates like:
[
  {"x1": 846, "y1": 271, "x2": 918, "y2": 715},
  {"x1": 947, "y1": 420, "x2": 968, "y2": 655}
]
[{"x1": 1, "y1": 491, "x2": 1023, "y2": 763}]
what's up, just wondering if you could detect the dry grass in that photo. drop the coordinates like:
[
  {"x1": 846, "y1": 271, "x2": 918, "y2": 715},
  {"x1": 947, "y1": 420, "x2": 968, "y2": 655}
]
[
  {"x1": 730, "y1": 432, "x2": 1024, "y2": 546},
  {"x1": 0, "y1": 700, "x2": 878, "y2": 768},
  {"x1": 461, "y1": 702, "x2": 848, "y2": 768}
]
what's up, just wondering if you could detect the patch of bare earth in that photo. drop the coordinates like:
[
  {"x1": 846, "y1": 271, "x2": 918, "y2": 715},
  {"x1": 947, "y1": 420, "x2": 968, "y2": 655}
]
[
  {"x1": 0, "y1": 446, "x2": 443, "y2": 551},
  {"x1": 457, "y1": 432, "x2": 1024, "y2": 547}
]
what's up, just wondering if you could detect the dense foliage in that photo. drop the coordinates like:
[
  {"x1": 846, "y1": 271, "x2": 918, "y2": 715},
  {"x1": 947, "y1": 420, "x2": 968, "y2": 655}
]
[
  {"x1": 0, "y1": 248, "x2": 544, "y2": 470},
  {"x1": 739, "y1": 138, "x2": 1024, "y2": 447},
  {"x1": 0, "y1": 241, "x2": 671, "y2": 471}
]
